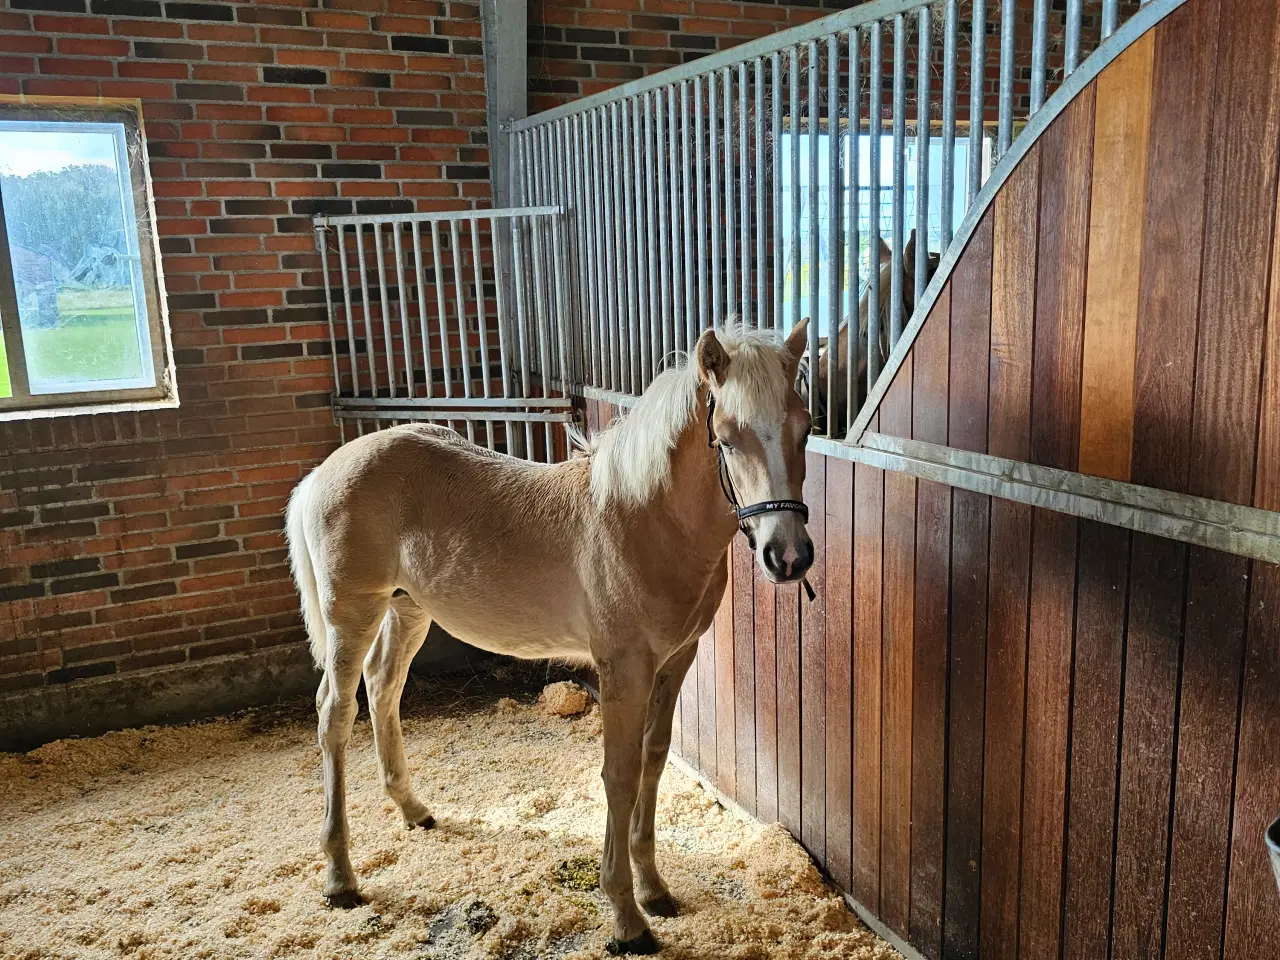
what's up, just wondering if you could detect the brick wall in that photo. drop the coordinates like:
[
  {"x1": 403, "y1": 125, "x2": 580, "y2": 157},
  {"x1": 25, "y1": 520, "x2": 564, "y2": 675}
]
[{"x1": 0, "y1": 0, "x2": 488, "y2": 708}]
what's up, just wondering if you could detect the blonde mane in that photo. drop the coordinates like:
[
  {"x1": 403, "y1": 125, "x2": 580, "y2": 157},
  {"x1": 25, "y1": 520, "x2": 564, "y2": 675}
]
[{"x1": 584, "y1": 323, "x2": 794, "y2": 509}]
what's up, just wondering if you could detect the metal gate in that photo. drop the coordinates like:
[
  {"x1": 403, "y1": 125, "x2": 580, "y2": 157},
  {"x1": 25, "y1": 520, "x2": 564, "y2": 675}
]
[{"x1": 312, "y1": 206, "x2": 575, "y2": 462}]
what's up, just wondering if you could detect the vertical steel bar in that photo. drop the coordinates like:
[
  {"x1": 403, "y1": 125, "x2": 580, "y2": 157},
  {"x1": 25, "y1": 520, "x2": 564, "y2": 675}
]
[
  {"x1": 807, "y1": 40, "x2": 820, "y2": 413},
  {"x1": 739, "y1": 60, "x2": 751, "y2": 330},
  {"x1": 644, "y1": 92, "x2": 660, "y2": 381},
  {"x1": 846, "y1": 27, "x2": 860, "y2": 423},
  {"x1": 550, "y1": 216, "x2": 572, "y2": 404},
  {"x1": 393, "y1": 225, "x2": 414, "y2": 398},
  {"x1": 411, "y1": 223, "x2": 430, "y2": 398},
  {"x1": 336, "y1": 225, "x2": 360, "y2": 398},
  {"x1": 354, "y1": 223, "x2": 379, "y2": 396},
  {"x1": 592, "y1": 110, "x2": 611, "y2": 390},
  {"x1": 754, "y1": 57, "x2": 765, "y2": 331},
  {"x1": 530, "y1": 218, "x2": 554, "y2": 459},
  {"x1": 511, "y1": 216, "x2": 534, "y2": 455},
  {"x1": 771, "y1": 51, "x2": 782, "y2": 331},
  {"x1": 429, "y1": 221, "x2": 452, "y2": 400},
  {"x1": 1030, "y1": 0, "x2": 1048, "y2": 113},
  {"x1": 869, "y1": 21, "x2": 883, "y2": 389},
  {"x1": 372, "y1": 222, "x2": 396, "y2": 396},
  {"x1": 941, "y1": 0, "x2": 958, "y2": 252},
  {"x1": 316, "y1": 226, "x2": 341, "y2": 394},
  {"x1": 998, "y1": 0, "x2": 1015, "y2": 156},
  {"x1": 621, "y1": 99, "x2": 639, "y2": 393},
  {"x1": 668, "y1": 84, "x2": 684, "y2": 356},
  {"x1": 638, "y1": 93, "x2": 654, "y2": 386},
  {"x1": 969, "y1": 0, "x2": 985, "y2": 206},
  {"x1": 681, "y1": 81, "x2": 695, "y2": 351},
  {"x1": 724, "y1": 66, "x2": 736, "y2": 323},
  {"x1": 789, "y1": 45, "x2": 801, "y2": 335},
  {"x1": 581, "y1": 114, "x2": 600, "y2": 388},
  {"x1": 449, "y1": 219, "x2": 475, "y2": 442},
  {"x1": 560, "y1": 117, "x2": 583, "y2": 388},
  {"x1": 826, "y1": 32, "x2": 841, "y2": 436},
  {"x1": 709, "y1": 70, "x2": 723, "y2": 330},
  {"x1": 610, "y1": 102, "x2": 627, "y2": 392},
  {"x1": 696, "y1": 76, "x2": 709, "y2": 335},
  {"x1": 469, "y1": 218, "x2": 494, "y2": 448},
  {"x1": 656, "y1": 89, "x2": 673, "y2": 365},
  {"x1": 1102, "y1": 0, "x2": 1117, "y2": 40},
  {"x1": 891, "y1": 16, "x2": 906, "y2": 348},
  {"x1": 490, "y1": 217, "x2": 515, "y2": 447},
  {"x1": 915, "y1": 5, "x2": 930, "y2": 306},
  {"x1": 1065, "y1": 0, "x2": 1082, "y2": 75}
]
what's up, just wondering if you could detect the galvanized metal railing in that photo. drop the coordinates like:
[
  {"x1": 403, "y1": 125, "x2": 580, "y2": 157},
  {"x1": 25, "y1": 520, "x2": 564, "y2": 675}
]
[
  {"x1": 313, "y1": 206, "x2": 574, "y2": 462},
  {"x1": 511, "y1": 0, "x2": 1147, "y2": 439}
]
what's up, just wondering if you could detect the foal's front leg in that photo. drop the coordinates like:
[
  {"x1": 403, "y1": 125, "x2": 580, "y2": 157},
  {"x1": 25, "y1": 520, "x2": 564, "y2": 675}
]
[
  {"x1": 597, "y1": 650, "x2": 660, "y2": 955},
  {"x1": 630, "y1": 641, "x2": 698, "y2": 918}
]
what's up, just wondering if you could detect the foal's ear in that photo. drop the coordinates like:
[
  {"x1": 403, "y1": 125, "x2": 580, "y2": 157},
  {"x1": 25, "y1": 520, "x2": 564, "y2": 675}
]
[
  {"x1": 783, "y1": 317, "x2": 809, "y2": 380},
  {"x1": 878, "y1": 237, "x2": 892, "y2": 264},
  {"x1": 696, "y1": 328, "x2": 731, "y2": 386},
  {"x1": 904, "y1": 230, "x2": 916, "y2": 275}
]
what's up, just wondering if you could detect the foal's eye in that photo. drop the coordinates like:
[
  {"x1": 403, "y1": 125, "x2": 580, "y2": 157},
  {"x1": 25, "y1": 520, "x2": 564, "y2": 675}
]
[{"x1": 719, "y1": 440, "x2": 735, "y2": 453}]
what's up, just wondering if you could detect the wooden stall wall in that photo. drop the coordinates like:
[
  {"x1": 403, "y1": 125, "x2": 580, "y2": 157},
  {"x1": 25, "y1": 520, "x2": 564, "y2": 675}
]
[{"x1": 668, "y1": 1, "x2": 1280, "y2": 958}]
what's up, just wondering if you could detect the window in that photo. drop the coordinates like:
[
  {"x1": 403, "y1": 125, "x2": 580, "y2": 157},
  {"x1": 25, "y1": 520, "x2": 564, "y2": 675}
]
[
  {"x1": 779, "y1": 122, "x2": 997, "y2": 338},
  {"x1": 0, "y1": 100, "x2": 173, "y2": 418}
]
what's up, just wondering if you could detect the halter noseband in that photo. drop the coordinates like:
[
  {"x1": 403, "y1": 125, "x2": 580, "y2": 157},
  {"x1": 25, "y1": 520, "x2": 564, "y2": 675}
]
[{"x1": 706, "y1": 392, "x2": 816, "y2": 602}]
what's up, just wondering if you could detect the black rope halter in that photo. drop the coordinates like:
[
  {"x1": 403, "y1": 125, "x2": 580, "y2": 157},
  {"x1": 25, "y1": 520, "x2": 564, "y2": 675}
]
[{"x1": 706, "y1": 392, "x2": 817, "y2": 602}]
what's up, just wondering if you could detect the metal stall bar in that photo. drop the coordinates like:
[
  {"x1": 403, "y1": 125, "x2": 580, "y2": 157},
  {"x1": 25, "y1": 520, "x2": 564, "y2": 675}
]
[
  {"x1": 868, "y1": 22, "x2": 883, "y2": 389},
  {"x1": 771, "y1": 50, "x2": 782, "y2": 331},
  {"x1": 1066, "y1": 0, "x2": 1082, "y2": 75},
  {"x1": 622, "y1": 99, "x2": 640, "y2": 390},
  {"x1": 998, "y1": 0, "x2": 1015, "y2": 156},
  {"x1": 668, "y1": 84, "x2": 685, "y2": 355},
  {"x1": 468, "y1": 217, "x2": 494, "y2": 448},
  {"x1": 790, "y1": 45, "x2": 801, "y2": 335},
  {"x1": 846, "y1": 27, "x2": 861, "y2": 424},
  {"x1": 696, "y1": 76, "x2": 709, "y2": 334},
  {"x1": 969, "y1": 0, "x2": 985, "y2": 204},
  {"x1": 392, "y1": 225, "x2": 414, "y2": 401},
  {"x1": 449, "y1": 218, "x2": 475, "y2": 442},
  {"x1": 825, "y1": 31, "x2": 841, "y2": 436},
  {"x1": 807, "y1": 39, "x2": 820, "y2": 415},
  {"x1": 941, "y1": 0, "x2": 958, "y2": 252},
  {"x1": 681, "y1": 80, "x2": 696, "y2": 350},
  {"x1": 890, "y1": 15, "x2": 906, "y2": 347},
  {"x1": 709, "y1": 70, "x2": 723, "y2": 329},
  {"x1": 724, "y1": 66, "x2": 737, "y2": 323},
  {"x1": 656, "y1": 89, "x2": 673, "y2": 363},
  {"x1": 755, "y1": 57, "x2": 766, "y2": 331},
  {"x1": 1102, "y1": 0, "x2": 1118, "y2": 39},
  {"x1": 915, "y1": 5, "x2": 930, "y2": 306},
  {"x1": 739, "y1": 61, "x2": 751, "y2": 330}
]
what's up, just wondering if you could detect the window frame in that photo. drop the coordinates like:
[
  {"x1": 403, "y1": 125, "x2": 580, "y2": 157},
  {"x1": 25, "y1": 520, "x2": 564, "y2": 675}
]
[{"x1": 0, "y1": 97, "x2": 175, "y2": 420}]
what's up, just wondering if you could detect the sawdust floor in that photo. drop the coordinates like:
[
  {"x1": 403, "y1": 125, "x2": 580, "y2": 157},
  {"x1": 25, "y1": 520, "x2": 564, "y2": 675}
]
[{"x1": 0, "y1": 663, "x2": 900, "y2": 960}]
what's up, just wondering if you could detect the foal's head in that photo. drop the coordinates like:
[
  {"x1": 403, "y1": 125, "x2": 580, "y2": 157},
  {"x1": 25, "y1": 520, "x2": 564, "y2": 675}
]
[{"x1": 696, "y1": 321, "x2": 815, "y2": 584}]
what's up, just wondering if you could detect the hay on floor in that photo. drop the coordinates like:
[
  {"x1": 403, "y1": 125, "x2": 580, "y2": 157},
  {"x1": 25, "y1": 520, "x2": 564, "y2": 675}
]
[{"x1": 0, "y1": 665, "x2": 900, "y2": 960}]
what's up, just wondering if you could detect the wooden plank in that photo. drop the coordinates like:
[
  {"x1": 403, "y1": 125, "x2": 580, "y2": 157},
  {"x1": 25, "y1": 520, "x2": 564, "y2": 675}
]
[
  {"x1": 1017, "y1": 508, "x2": 1078, "y2": 960},
  {"x1": 979, "y1": 136, "x2": 1039, "y2": 960},
  {"x1": 777, "y1": 567, "x2": 802, "y2": 837},
  {"x1": 698, "y1": 621, "x2": 717, "y2": 783},
  {"x1": 1187, "y1": 0, "x2": 1280, "y2": 506},
  {"x1": 732, "y1": 536, "x2": 756, "y2": 815},
  {"x1": 942, "y1": 488, "x2": 989, "y2": 960},
  {"x1": 824, "y1": 457, "x2": 854, "y2": 891},
  {"x1": 909, "y1": 275, "x2": 950, "y2": 960},
  {"x1": 1222, "y1": 562, "x2": 1280, "y2": 960},
  {"x1": 1061, "y1": 521, "x2": 1129, "y2": 960},
  {"x1": 909, "y1": 479, "x2": 949, "y2": 960},
  {"x1": 715, "y1": 544, "x2": 736, "y2": 798},
  {"x1": 948, "y1": 209, "x2": 994, "y2": 455},
  {"x1": 800, "y1": 451, "x2": 827, "y2": 860},
  {"x1": 1164, "y1": 548, "x2": 1248, "y2": 960},
  {"x1": 852, "y1": 460, "x2": 884, "y2": 912},
  {"x1": 1110, "y1": 533, "x2": 1185, "y2": 960},
  {"x1": 753, "y1": 562, "x2": 779, "y2": 824},
  {"x1": 987, "y1": 143, "x2": 1039, "y2": 465},
  {"x1": 941, "y1": 213, "x2": 993, "y2": 960},
  {"x1": 1077, "y1": 33, "x2": 1155, "y2": 482},
  {"x1": 1031, "y1": 85, "x2": 1094, "y2": 473},
  {"x1": 1131, "y1": 0, "x2": 1221, "y2": 492}
]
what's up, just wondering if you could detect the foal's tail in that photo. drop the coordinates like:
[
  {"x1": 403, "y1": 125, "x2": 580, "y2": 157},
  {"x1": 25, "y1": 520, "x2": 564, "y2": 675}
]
[{"x1": 285, "y1": 471, "x2": 327, "y2": 670}]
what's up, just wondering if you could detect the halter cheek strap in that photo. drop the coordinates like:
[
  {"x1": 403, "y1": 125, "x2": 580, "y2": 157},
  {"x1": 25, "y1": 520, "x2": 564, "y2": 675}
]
[{"x1": 706, "y1": 393, "x2": 817, "y2": 603}]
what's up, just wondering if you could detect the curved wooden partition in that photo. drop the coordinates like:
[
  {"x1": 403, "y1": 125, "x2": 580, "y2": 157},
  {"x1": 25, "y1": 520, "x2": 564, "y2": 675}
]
[{"x1": 665, "y1": 1, "x2": 1280, "y2": 958}]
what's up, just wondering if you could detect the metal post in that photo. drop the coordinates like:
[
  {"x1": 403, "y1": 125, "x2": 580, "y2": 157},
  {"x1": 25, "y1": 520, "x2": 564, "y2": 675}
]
[{"x1": 941, "y1": 0, "x2": 958, "y2": 252}]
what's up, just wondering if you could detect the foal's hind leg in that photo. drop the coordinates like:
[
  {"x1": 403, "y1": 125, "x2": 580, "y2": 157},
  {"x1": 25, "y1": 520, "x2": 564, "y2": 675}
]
[
  {"x1": 318, "y1": 596, "x2": 388, "y2": 908},
  {"x1": 631, "y1": 642, "x2": 698, "y2": 918},
  {"x1": 364, "y1": 594, "x2": 434, "y2": 829}
]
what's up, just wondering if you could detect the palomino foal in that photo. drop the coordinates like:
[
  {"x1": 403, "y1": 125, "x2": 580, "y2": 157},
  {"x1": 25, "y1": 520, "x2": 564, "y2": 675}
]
[{"x1": 285, "y1": 321, "x2": 814, "y2": 954}]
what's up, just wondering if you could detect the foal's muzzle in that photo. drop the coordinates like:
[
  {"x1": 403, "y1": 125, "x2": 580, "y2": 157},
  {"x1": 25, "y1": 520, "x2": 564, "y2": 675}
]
[{"x1": 762, "y1": 535, "x2": 815, "y2": 583}]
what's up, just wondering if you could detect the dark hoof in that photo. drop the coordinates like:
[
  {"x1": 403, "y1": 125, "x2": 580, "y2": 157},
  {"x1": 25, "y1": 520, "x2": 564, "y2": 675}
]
[
  {"x1": 415, "y1": 814, "x2": 436, "y2": 830},
  {"x1": 324, "y1": 889, "x2": 364, "y2": 910},
  {"x1": 641, "y1": 894, "x2": 679, "y2": 918},
  {"x1": 606, "y1": 929, "x2": 660, "y2": 955}
]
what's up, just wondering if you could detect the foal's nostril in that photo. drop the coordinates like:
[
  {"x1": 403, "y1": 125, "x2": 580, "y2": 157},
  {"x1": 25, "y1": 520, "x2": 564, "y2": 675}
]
[
  {"x1": 763, "y1": 542, "x2": 785, "y2": 577},
  {"x1": 795, "y1": 537, "x2": 815, "y2": 575}
]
